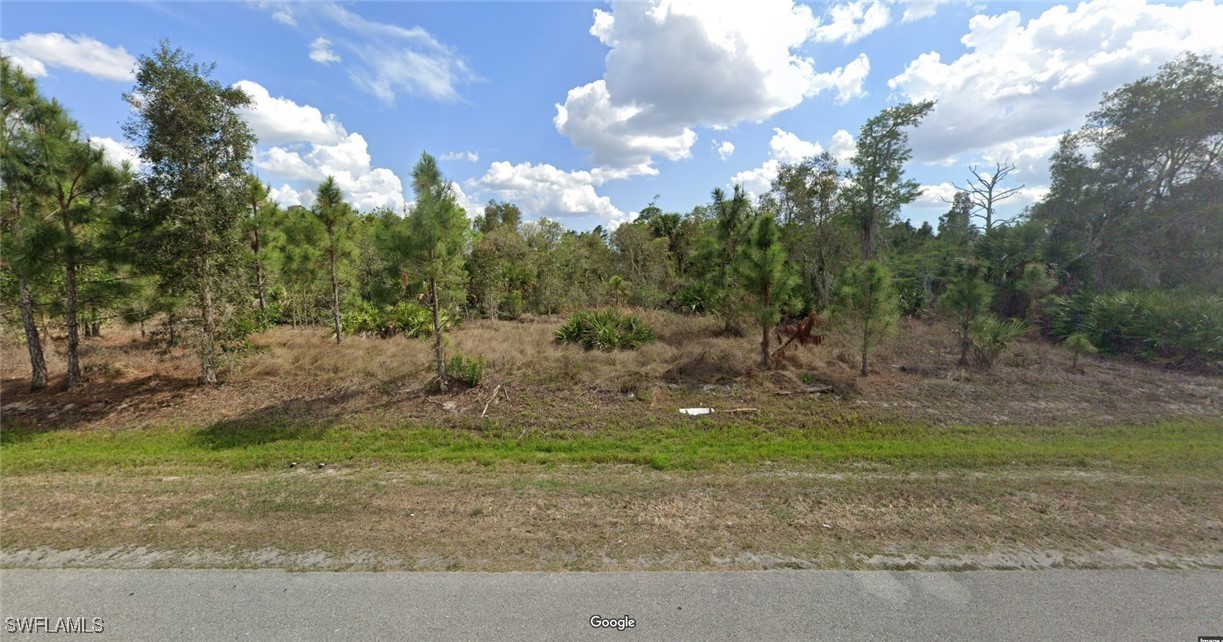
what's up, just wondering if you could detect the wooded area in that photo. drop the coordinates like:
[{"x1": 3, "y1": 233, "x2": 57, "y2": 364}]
[{"x1": 3, "y1": 44, "x2": 1220, "y2": 393}]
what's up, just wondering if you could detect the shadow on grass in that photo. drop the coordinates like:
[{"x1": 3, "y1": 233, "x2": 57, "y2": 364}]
[
  {"x1": 0, "y1": 374, "x2": 199, "y2": 441},
  {"x1": 189, "y1": 387, "x2": 370, "y2": 450}
]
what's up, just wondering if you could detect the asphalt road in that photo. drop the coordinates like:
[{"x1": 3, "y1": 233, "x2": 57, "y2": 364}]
[{"x1": 2, "y1": 569, "x2": 1219, "y2": 640}]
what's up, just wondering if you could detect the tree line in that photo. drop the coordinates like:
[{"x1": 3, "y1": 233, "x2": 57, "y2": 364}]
[{"x1": 3, "y1": 43, "x2": 1219, "y2": 391}]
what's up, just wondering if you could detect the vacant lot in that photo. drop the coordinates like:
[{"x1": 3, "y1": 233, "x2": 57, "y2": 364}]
[{"x1": 2, "y1": 315, "x2": 1220, "y2": 570}]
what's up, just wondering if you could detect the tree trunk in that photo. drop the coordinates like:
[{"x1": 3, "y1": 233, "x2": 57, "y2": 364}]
[
  {"x1": 430, "y1": 276, "x2": 446, "y2": 391},
  {"x1": 860, "y1": 324, "x2": 870, "y2": 376},
  {"x1": 63, "y1": 239, "x2": 82, "y2": 389},
  {"x1": 19, "y1": 278, "x2": 49, "y2": 392},
  {"x1": 167, "y1": 313, "x2": 178, "y2": 348},
  {"x1": 330, "y1": 247, "x2": 342, "y2": 344},
  {"x1": 958, "y1": 335, "x2": 971, "y2": 367},
  {"x1": 253, "y1": 229, "x2": 267, "y2": 314},
  {"x1": 199, "y1": 274, "x2": 218, "y2": 384},
  {"x1": 760, "y1": 322, "x2": 772, "y2": 370}
]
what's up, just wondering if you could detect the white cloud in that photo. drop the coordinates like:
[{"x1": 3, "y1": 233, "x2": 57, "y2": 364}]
[
  {"x1": 730, "y1": 128, "x2": 825, "y2": 196},
  {"x1": 251, "y1": 2, "x2": 475, "y2": 104},
  {"x1": 268, "y1": 183, "x2": 314, "y2": 209},
  {"x1": 554, "y1": 79, "x2": 696, "y2": 175},
  {"x1": 809, "y1": 53, "x2": 871, "y2": 103},
  {"x1": 713, "y1": 140, "x2": 735, "y2": 161},
  {"x1": 272, "y1": 9, "x2": 296, "y2": 27},
  {"x1": 320, "y1": 3, "x2": 475, "y2": 104},
  {"x1": 829, "y1": 129, "x2": 856, "y2": 163},
  {"x1": 910, "y1": 181, "x2": 1049, "y2": 214},
  {"x1": 978, "y1": 134, "x2": 1062, "y2": 179},
  {"x1": 0, "y1": 33, "x2": 135, "y2": 81},
  {"x1": 89, "y1": 137, "x2": 142, "y2": 173},
  {"x1": 888, "y1": 0, "x2": 1223, "y2": 164},
  {"x1": 814, "y1": 1, "x2": 892, "y2": 44},
  {"x1": 910, "y1": 181, "x2": 960, "y2": 209},
  {"x1": 769, "y1": 128, "x2": 824, "y2": 164},
  {"x1": 557, "y1": 0, "x2": 866, "y2": 174},
  {"x1": 309, "y1": 37, "x2": 341, "y2": 65},
  {"x1": 440, "y1": 150, "x2": 479, "y2": 162},
  {"x1": 240, "y1": 87, "x2": 407, "y2": 212},
  {"x1": 447, "y1": 182, "x2": 484, "y2": 220},
  {"x1": 730, "y1": 160, "x2": 782, "y2": 198},
  {"x1": 234, "y1": 80, "x2": 347, "y2": 145},
  {"x1": 902, "y1": 0, "x2": 952, "y2": 23},
  {"x1": 470, "y1": 161, "x2": 626, "y2": 225}
]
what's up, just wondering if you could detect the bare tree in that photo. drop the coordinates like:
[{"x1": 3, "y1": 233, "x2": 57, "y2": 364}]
[{"x1": 953, "y1": 160, "x2": 1024, "y2": 232}]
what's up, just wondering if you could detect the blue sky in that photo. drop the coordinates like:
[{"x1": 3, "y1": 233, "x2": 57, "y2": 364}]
[{"x1": 3, "y1": 0, "x2": 1220, "y2": 231}]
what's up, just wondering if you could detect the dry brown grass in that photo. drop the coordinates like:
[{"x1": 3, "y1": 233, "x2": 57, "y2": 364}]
[
  {"x1": 2, "y1": 312, "x2": 1219, "y2": 430},
  {"x1": 3, "y1": 464, "x2": 1219, "y2": 571}
]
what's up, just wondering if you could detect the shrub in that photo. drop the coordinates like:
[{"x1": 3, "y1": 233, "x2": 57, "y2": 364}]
[
  {"x1": 1045, "y1": 290, "x2": 1222, "y2": 366},
  {"x1": 555, "y1": 309, "x2": 656, "y2": 351},
  {"x1": 971, "y1": 316, "x2": 1028, "y2": 368},
  {"x1": 1064, "y1": 332, "x2": 1097, "y2": 370},
  {"x1": 832, "y1": 261, "x2": 899, "y2": 376},
  {"x1": 940, "y1": 271, "x2": 993, "y2": 367},
  {"x1": 672, "y1": 282, "x2": 718, "y2": 315},
  {"x1": 447, "y1": 353, "x2": 486, "y2": 388},
  {"x1": 500, "y1": 290, "x2": 524, "y2": 321},
  {"x1": 342, "y1": 301, "x2": 453, "y2": 339}
]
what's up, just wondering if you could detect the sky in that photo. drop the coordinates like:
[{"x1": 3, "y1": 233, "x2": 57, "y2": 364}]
[{"x1": 3, "y1": 0, "x2": 1220, "y2": 231}]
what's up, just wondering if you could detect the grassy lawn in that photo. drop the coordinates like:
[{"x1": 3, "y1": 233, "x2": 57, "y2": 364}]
[
  {"x1": 4, "y1": 420, "x2": 1221, "y2": 474},
  {"x1": 3, "y1": 419, "x2": 1221, "y2": 571}
]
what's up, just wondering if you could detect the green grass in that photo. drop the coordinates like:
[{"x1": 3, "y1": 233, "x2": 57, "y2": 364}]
[{"x1": 3, "y1": 419, "x2": 1220, "y2": 475}]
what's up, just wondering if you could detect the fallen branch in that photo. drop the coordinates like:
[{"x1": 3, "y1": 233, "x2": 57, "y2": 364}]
[
  {"x1": 481, "y1": 384, "x2": 502, "y2": 418},
  {"x1": 775, "y1": 385, "x2": 832, "y2": 396}
]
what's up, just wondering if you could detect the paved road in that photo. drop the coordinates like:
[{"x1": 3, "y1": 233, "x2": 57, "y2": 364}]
[{"x1": 1, "y1": 569, "x2": 1219, "y2": 640}]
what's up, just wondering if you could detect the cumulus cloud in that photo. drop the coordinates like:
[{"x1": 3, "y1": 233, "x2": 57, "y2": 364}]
[
  {"x1": 89, "y1": 137, "x2": 142, "y2": 172},
  {"x1": 901, "y1": 0, "x2": 953, "y2": 23},
  {"x1": 440, "y1": 150, "x2": 479, "y2": 162},
  {"x1": 829, "y1": 129, "x2": 856, "y2": 163},
  {"x1": 234, "y1": 80, "x2": 347, "y2": 145},
  {"x1": 238, "y1": 87, "x2": 408, "y2": 212},
  {"x1": 470, "y1": 161, "x2": 626, "y2": 226},
  {"x1": 809, "y1": 53, "x2": 871, "y2": 103},
  {"x1": 730, "y1": 128, "x2": 825, "y2": 196},
  {"x1": 813, "y1": 0, "x2": 891, "y2": 44},
  {"x1": 0, "y1": 33, "x2": 136, "y2": 81},
  {"x1": 554, "y1": 79, "x2": 697, "y2": 175},
  {"x1": 769, "y1": 128, "x2": 824, "y2": 164},
  {"x1": 888, "y1": 0, "x2": 1223, "y2": 165},
  {"x1": 268, "y1": 183, "x2": 314, "y2": 209},
  {"x1": 309, "y1": 37, "x2": 341, "y2": 65},
  {"x1": 557, "y1": 0, "x2": 869, "y2": 174},
  {"x1": 713, "y1": 140, "x2": 735, "y2": 161}
]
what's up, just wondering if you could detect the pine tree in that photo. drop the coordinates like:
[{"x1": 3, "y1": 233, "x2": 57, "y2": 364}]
[
  {"x1": 833, "y1": 261, "x2": 899, "y2": 376},
  {"x1": 123, "y1": 41, "x2": 255, "y2": 384},
  {"x1": 313, "y1": 176, "x2": 356, "y2": 343},
  {"x1": 737, "y1": 213, "x2": 797, "y2": 369},
  {"x1": 407, "y1": 153, "x2": 469, "y2": 391}
]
